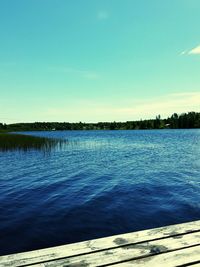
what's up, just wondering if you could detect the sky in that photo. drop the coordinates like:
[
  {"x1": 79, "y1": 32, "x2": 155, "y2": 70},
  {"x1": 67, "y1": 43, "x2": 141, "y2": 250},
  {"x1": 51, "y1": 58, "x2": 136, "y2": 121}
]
[{"x1": 0, "y1": 0, "x2": 200, "y2": 123}]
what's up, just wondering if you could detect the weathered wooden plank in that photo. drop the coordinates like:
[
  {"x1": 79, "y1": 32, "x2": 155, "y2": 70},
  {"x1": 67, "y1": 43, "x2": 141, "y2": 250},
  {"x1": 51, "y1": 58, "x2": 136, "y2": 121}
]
[
  {"x1": 111, "y1": 245, "x2": 200, "y2": 267},
  {"x1": 23, "y1": 231, "x2": 200, "y2": 267},
  {"x1": 0, "y1": 220, "x2": 199, "y2": 267}
]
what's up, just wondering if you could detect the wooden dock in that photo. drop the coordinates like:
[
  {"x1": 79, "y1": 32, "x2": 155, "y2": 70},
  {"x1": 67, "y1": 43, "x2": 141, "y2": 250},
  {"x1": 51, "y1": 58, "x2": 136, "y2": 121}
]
[{"x1": 0, "y1": 220, "x2": 200, "y2": 267}]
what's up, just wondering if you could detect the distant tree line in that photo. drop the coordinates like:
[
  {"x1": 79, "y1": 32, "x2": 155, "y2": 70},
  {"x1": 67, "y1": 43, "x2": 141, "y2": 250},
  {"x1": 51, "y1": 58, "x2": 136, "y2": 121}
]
[{"x1": 0, "y1": 112, "x2": 200, "y2": 131}]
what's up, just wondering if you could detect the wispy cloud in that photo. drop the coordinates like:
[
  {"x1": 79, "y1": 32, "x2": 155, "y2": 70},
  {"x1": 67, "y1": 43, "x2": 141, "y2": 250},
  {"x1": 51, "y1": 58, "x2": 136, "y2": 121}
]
[
  {"x1": 117, "y1": 92, "x2": 200, "y2": 120},
  {"x1": 43, "y1": 92, "x2": 200, "y2": 122},
  {"x1": 2, "y1": 92, "x2": 199, "y2": 123},
  {"x1": 97, "y1": 11, "x2": 109, "y2": 20},
  {"x1": 48, "y1": 66, "x2": 100, "y2": 80},
  {"x1": 63, "y1": 67, "x2": 100, "y2": 80},
  {"x1": 189, "y1": 45, "x2": 200, "y2": 55},
  {"x1": 180, "y1": 44, "x2": 200, "y2": 55},
  {"x1": 82, "y1": 72, "x2": 99, "y2": 80},
  {"x1": 180, "y1": 51, "x2": 187, "y2": 55}
]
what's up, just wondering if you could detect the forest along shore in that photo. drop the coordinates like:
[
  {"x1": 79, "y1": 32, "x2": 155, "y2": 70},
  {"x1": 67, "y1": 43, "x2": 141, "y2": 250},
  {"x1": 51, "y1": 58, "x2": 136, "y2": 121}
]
[{"x1": 0, "y1": 112, "x2": 200, "y2": 131}]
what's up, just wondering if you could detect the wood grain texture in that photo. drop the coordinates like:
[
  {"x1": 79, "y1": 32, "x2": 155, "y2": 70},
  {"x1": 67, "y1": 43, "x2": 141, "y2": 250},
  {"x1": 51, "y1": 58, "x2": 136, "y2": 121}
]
[
  {"x1": 26, "y1": 232, "x2": 200, "y2": 267},
  {"x1": 112, "y1": 245, "x2": 200, "y2": 267},
  {"x1": 0, "y1": 220, "x2": 200, "y2": 267}
]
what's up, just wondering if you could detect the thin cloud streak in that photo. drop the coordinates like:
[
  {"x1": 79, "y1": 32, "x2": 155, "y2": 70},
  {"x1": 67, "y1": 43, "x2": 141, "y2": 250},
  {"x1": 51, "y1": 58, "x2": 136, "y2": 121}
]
[
  {"x1": 2, "y1": 92, "x2": 199, "y2": 123},
  {"x1": 44, "y1": 92, "x2": 200, "y2": 122},
  {"x1": 181, "y1": 45, "x2": 200, "y2": 55},
  {"x1": 97, "y1": 11, "x2": 109, "y2": 20},
  {"x1": 189, "y1": 45, "x2": 200, "y2": 55},
  {"x1": 48, "y1": 66, "x2": 100, "y2": 80}
]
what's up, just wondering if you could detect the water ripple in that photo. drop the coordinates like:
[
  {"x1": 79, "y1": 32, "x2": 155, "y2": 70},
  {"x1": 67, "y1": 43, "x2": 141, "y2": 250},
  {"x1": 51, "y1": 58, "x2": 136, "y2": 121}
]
[{"x1": 0, "y1": 129, "x2": 200, "y2": 255}]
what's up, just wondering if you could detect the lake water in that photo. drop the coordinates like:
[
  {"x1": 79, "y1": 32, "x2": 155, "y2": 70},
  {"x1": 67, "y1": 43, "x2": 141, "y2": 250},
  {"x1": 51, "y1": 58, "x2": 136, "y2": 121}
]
[{"x1": 0, "y1": 129, "x2": 200, "y2": 255}]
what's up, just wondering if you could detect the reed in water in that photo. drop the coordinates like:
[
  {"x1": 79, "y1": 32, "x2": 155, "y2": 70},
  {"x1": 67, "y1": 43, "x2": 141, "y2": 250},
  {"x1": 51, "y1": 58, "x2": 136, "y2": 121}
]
[{"x1": 0, "y1": 133, "x2": 67, "y2": 152}]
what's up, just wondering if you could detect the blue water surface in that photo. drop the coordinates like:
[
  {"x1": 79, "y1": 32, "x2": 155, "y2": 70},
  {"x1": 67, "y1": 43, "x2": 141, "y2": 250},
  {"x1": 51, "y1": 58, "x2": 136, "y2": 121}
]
[{"x1": 0, "y1": 129, "x2": 200, "y2": 255}]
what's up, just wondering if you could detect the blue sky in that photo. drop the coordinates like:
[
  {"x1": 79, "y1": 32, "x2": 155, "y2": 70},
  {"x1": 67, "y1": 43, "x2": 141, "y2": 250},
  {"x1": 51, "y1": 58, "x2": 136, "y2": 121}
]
[{"x1": 0, "y1": 0, "x2": 200, "y2": 123}]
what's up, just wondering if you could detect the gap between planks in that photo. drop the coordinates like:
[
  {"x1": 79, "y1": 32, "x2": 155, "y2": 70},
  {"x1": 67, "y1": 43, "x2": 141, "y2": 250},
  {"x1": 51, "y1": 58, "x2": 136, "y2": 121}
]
[{"x1": 0, "y1": 220, "x2": 200, "y2": 267}]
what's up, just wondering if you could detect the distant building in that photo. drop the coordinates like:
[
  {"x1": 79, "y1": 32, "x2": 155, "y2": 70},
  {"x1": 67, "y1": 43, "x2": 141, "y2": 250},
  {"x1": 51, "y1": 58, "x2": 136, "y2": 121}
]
[{"x1": 165, "y1": 124, "x2": 170, "y2": 128}]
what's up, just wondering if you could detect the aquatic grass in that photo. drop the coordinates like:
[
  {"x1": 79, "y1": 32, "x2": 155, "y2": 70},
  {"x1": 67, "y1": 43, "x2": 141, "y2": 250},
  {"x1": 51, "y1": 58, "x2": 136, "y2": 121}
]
[{"x1": 0, "y1": 133, "x2": 67, "y2": 152}]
